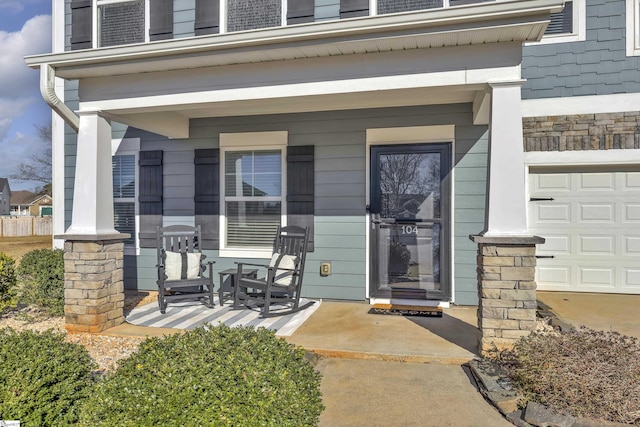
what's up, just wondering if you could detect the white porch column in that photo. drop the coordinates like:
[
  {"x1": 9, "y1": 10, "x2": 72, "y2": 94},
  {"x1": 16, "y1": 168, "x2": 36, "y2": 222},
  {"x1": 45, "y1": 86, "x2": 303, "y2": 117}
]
[
  {"x1": 484, "y1": 81, "x2": 528, "y2": 236},
  {"x1": 66, "y1": 111, "x2": 118, "y2": 237}
]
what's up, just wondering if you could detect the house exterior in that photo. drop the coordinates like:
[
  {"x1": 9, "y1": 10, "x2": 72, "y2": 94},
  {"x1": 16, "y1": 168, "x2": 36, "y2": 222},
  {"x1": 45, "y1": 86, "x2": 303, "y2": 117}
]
[
  {"x1": 522, "y1": 0, "x2": 640, "y2": 296},
  {"x1": 31, "y1": 0, "x2": 635, "y2": 348},
  {"x1": 0, "y1": 179, "x2": 10, "y2": 216},
  {"x1": 10, "y1": 191, "x2": 53, "y2": 217}
]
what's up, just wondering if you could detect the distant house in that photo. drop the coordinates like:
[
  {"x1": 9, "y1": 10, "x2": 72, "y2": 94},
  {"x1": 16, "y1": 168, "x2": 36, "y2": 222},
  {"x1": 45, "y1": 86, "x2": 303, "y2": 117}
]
[
  {"x1": 10, "y1": 191, "x2": 53, "y2": 217},
  {"x1": 0, "y1": 179, "x2": 10, "y2": 216}
]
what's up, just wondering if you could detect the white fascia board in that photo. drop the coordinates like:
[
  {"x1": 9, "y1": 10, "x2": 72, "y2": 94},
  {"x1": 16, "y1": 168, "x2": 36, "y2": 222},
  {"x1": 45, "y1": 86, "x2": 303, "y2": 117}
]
[
  {"x1": 80, "y1": 67, "x2": 518, "y2": 114},
  {"x1": 522, "y1": 93, "x2": 640, "y2": 116},
  {"x1": 25, "y1": 0, "x2": 563, "y2": 76}
]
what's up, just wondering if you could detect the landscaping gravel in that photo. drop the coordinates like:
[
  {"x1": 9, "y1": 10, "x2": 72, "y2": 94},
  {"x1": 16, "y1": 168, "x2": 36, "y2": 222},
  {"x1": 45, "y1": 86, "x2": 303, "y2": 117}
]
[{"x1": 0, "y1": 292, "x2": 157, "y2": 373}]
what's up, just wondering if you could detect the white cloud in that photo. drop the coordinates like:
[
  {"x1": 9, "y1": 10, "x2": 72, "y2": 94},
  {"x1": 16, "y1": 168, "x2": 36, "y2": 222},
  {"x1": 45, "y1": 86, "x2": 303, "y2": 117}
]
[{"x1": 0, "y1": 14, "x2": 51, "y2": 99}]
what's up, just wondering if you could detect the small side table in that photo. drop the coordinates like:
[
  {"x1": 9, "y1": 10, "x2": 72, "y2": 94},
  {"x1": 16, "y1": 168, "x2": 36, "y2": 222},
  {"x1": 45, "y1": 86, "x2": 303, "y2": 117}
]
[{"x1": 218, "y1": 268, "x2": 258, "y2": 307}]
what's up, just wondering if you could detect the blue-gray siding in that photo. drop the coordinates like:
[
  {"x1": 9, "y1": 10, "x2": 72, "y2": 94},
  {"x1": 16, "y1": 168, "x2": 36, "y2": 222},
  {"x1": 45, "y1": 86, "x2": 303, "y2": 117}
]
[
  {"x1": 113, "y1": 105, "x2": 487, "y2": 303},
  {"x1": 522, "y1": 0, "x2": 640, "y2": 99}
]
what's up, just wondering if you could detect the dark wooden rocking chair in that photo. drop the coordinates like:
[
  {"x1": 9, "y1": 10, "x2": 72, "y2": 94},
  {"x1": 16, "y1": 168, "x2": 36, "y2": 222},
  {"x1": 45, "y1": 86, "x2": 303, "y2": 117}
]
[
  {"x1": 156, "y1": 225, "x2": 215, "y2": 314},
  {"x1": 234, "y1": 225, "x2": 312, "y2": 317}
]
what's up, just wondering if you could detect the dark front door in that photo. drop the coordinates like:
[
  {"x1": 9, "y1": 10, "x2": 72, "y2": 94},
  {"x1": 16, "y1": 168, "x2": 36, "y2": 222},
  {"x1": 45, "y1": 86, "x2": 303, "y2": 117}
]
[{"x1": 370, "y1": 144, "x2": 451, "y2": 300}]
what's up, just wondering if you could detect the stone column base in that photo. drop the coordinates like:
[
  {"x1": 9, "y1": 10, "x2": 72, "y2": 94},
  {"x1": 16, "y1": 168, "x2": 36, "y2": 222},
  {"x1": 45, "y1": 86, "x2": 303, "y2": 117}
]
[
  {"x1": 61, "y1": 234, "x2": 128, "y2": 333},
  {"x1": 470, "y1": 235, "x2": 545, "y2": 356}
]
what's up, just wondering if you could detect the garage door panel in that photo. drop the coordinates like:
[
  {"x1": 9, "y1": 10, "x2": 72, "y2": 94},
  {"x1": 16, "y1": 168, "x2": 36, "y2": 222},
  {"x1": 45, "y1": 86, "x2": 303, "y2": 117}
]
[
  {"x1": 579, "y1": 173, "x2": 615, "y2": 190},
  {"x1": 535, "y1": 203, "x2": 571, "y2": 222},
  {"x1": 579, "y1": 203, "x2": 615, "y2": 222},
  {"x1": 624, "y1": 269, "x2": 640, "y2": 287},
  {"x1": 529, "y1": 170, "x2": 640, "y2": 294},
  {"x1": 537, "y1": 265, "x2": 571, "y2": 287},
  {"x1": 535, "y1": 173, "x2": 571, "y2": 192},
  {"x1": 624, "y1": 237, "x2": 640, "y2": 255},
  {"x1": 623, "y1": 204, "x2": 640, "y2": 221},
  {"x1": 579, "y1": 267, "x2": 615, "y2": 287},
  {"x1": 538, "y1": 234, "x2": 571, "y2": 254},
  {"x1": 623, "y1": 172, "x2": 640, "y2": 189},
  {"x1": 578, "y1": 235, "x2": 615, "y2": 255}
]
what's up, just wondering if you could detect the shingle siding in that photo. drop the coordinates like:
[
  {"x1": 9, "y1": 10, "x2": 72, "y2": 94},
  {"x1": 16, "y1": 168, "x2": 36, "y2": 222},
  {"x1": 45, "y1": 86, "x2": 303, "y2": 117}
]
[{"x1": 523, "y1": 0, "x2": 640, "y2": 99}]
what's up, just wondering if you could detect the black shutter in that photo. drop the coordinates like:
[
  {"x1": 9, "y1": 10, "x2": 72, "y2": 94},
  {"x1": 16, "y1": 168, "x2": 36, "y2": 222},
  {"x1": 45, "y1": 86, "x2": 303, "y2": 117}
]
[
  {"x1": 340, "y1": 0, "x2": 369, "y2": 19},
  {"x1": 545, "y1": 0, "x2": 573, "y2": 35},
  {"x1": 287, "y1": 0, "x2": 314, "y2": 25},
  {"x1": 194, "y1": 149, "x2": 220, "y2": 249},
  {"x1": 149, "y1": 0, "x2": 174, "y2": 41},
  {"x1": 287, "y1": 146, "x2": 315, "y2": 252},
  {"x1": 138, "y1": 151, "x2": 163, "y2": 248},
  {"x1": 70, "y1": 0, "x2": 92, "y2": 50},
  {"x1": 195, "y1": 0, "x2": 220, "y2": 36}
]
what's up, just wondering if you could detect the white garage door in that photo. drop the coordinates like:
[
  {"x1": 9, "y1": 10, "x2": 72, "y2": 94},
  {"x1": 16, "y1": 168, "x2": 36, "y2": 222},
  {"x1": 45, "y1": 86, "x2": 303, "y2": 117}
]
[{"x1": 529, "y1": 170, "x2": 640, "y2": 294}]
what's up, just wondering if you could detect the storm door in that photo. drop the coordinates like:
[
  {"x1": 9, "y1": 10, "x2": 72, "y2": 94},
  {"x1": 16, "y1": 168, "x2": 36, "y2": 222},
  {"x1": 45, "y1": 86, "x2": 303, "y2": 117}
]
[{"x1": 370, "y1": 144, "x2": 451, "y2": 300}]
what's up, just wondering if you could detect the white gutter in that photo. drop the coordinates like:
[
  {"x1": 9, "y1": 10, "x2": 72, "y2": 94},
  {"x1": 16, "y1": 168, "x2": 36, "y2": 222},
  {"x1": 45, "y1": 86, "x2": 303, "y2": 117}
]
[{"x1": 40, "y1": 64, "x2": 80, "y2": 133}]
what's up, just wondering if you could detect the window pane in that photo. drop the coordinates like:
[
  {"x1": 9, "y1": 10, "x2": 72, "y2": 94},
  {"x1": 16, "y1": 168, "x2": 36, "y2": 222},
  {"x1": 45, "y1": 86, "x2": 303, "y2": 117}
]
[
  {"x1": 113, "y1": 155, "x2": 136, "y2": 198},
  {"x1": 226, "y1": 201, "x2": 281, "y2": 247},
  {"x1": 114, "y1": 202, "x2": 135, "y2": 245},
  {"x1": 378, "y1": 0, "x2": 442, "y2": 14},
  {"x1": 227, "y1": 0, "x2": 281, "y2": 32},
  {"x1": 99, "y1": 0, "x2": 145, "y2": 47},
  {"x1": 225, "y1": 150, "x2": 281, "y2": 197}
]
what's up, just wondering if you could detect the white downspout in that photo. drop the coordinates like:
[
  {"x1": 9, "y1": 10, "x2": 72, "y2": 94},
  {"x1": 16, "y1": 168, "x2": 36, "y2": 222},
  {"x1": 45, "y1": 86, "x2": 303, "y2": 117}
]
[{"x1": 40, "y1": 64, "x2": 80, "y2": 133}]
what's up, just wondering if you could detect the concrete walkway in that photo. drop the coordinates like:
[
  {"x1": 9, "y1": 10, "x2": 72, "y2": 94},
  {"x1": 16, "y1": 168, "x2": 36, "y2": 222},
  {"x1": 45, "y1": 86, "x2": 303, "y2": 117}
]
[{"x1": 537, "y1": 291, "x2": 640, "y2": 338}]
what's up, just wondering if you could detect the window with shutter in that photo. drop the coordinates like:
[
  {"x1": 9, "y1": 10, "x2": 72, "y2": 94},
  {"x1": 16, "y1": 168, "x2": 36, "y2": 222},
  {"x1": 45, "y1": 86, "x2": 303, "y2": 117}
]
[
  {"x1": 287, "y1": 0, "x2": 314, "y2": 25},
  {"x1": 219, "y1": 132, "x2": 287, "y2": 258}
]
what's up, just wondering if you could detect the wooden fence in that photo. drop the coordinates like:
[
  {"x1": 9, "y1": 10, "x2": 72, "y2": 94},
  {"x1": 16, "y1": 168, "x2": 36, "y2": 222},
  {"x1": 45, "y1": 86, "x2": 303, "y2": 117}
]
[{"x1": 0, "y1": 217, "x2": 53, "y2": 237}]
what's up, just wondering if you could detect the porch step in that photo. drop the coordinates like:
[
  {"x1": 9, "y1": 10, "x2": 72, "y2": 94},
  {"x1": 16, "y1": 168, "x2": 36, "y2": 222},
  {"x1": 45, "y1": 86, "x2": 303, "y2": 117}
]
[{"x1": 369, "y1": 304, "x2": 443, "y2": 317}]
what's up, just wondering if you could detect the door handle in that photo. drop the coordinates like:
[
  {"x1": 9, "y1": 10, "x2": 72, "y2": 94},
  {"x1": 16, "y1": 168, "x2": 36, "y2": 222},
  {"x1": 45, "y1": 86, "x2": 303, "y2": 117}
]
[
  {"x1": 535, "y1": 255, "x2": 555, "y2": 259},
  {"x1": 530, "y1": 197, "x2": 555, "y2": 202}
]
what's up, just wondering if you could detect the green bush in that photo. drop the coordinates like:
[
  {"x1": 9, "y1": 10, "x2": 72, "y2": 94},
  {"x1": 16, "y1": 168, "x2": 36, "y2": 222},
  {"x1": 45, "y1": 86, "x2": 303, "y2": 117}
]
[
  {"x1": 0, "y1": 252, "x2": 17, "y2": 311},
  {"x1": 0, "y1": 328, "x2": 97, "y2": 426},
  {"x1": 78, "y1": 325, "x2": 324, "y2": 426},
  {"x1": 16, "y1": 249, "x2": 64, "y2": 316}
]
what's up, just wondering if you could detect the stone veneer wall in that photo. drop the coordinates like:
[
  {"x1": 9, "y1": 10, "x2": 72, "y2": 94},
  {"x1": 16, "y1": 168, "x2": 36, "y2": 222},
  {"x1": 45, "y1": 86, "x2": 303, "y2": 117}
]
[
  {"x1": 63, "y1": 239, "x2": 125, "y2": 333},
  {"x1": 472, "y1": 237, "x2": 543, "y2": 355},
  {"x1": 523, "y1": 111, "x2": 640, "y2": 152}
]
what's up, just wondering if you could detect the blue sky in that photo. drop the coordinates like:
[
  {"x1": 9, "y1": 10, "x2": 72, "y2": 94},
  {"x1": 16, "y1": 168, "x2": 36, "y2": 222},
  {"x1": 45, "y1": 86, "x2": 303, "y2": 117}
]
[{"x1": 0, "y1": 0, "x2": 52, "y2": 191}]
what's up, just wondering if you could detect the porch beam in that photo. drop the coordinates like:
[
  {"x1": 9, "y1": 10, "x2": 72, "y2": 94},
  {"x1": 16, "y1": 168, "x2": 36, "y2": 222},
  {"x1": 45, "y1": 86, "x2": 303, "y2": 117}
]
[{"x1": 483, "y1": 81, "x2": 528, "y2": 236}]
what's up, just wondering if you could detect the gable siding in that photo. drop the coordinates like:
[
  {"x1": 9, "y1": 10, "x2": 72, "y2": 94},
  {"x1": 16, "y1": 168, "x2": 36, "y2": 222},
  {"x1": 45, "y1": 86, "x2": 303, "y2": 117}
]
[
  {"x1": 522, "y1": 0, "x2": 640, "y2": 99},
  {"x1": 125, "y1": 105, "x2": 487, "y2": 304}
]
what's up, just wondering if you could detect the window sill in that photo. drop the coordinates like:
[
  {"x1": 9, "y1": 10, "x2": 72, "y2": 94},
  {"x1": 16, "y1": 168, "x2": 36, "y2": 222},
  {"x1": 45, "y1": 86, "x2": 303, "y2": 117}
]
[
  {"x1": 219, "y1": 249, "x2": 273, "y2": 259},
  {"x1": 524, "y1": 33, "x2": 583, "y2": 46}
]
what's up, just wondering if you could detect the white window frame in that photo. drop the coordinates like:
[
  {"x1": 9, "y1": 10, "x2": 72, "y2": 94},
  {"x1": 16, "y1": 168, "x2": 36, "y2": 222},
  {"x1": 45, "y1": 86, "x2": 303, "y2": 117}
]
[
  {"x1": 93, "y1": 0, "x2": 150, "y2": 48},
  {"x1": 526, "y1": 0, "x2": 586, "y2": 45},
  {"x1": 627, "y1": 0, "x2": 640, "y2": 56},
  {"x1": 219, "y1": 131, "x2": 288, "y2": 259},
  {"x1": 112, "y1": 138, "x2": 140, "y2": 255}
]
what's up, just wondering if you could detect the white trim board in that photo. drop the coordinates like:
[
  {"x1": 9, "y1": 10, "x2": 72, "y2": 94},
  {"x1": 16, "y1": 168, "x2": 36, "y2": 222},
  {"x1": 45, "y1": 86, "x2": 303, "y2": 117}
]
[{"x1": 522, "y1": 93, "x2": 640, "y2": 117}]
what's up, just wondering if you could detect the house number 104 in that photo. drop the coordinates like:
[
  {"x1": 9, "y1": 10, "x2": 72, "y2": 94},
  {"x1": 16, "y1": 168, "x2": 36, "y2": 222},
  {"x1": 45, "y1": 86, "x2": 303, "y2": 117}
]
[{"x1": 401, "y1": 225, "x2": 418, "y2": 235}]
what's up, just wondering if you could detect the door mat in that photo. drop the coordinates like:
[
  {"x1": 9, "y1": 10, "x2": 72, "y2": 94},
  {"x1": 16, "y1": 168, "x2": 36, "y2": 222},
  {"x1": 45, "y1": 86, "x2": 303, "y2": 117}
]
[{"x1": 368, "y1": 304, "x2": 443, "y2": 317}]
